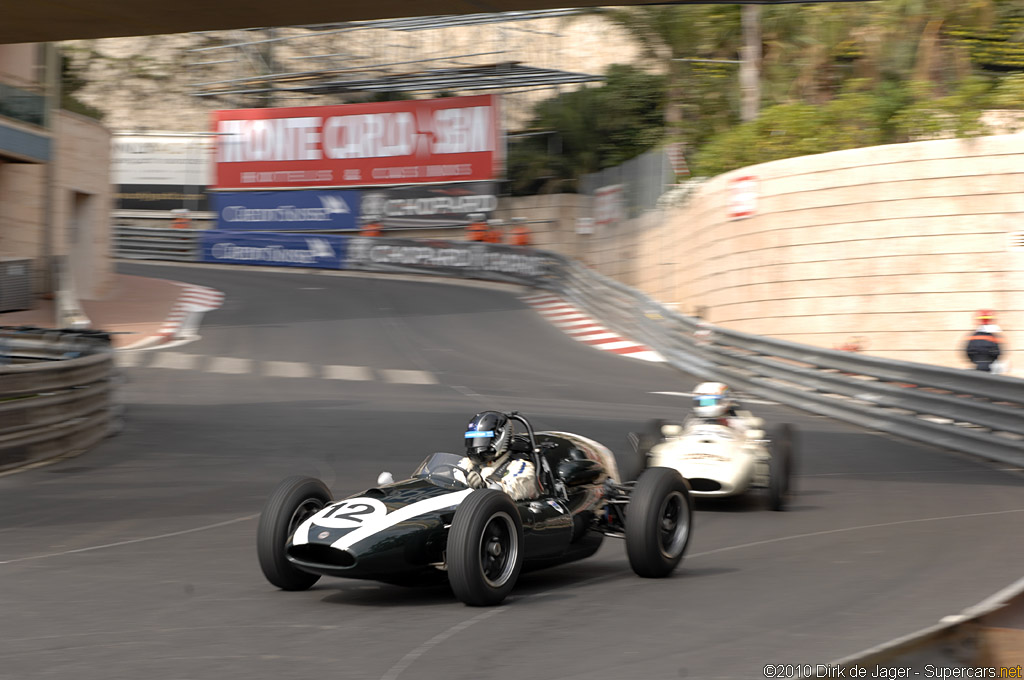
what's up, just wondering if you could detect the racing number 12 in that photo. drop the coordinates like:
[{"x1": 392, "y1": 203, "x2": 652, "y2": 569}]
[{"x1": 324, "y1": 501, "x2": 375, "y2": 523}]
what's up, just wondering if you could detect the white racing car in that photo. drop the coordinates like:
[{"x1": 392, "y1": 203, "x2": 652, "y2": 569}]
[{"x1": 627, "y1": 383, "x2": 797, "y2": 510}]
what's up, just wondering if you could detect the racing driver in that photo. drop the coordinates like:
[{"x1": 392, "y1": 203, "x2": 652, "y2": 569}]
[
  {"x1": 456, "y1": 411, "x2": 538, "y2": 501},
  {"x1": 689, "y1": 381, "x2": 759, "y2": 434}
]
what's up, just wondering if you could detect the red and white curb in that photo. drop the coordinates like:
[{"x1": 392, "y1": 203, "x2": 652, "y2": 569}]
[
  {"x1": 521, "y1": 293, "x2": 665, "y2": 362},
  {"x1": 158, "y1": 284, "x2": 224, "y2": 341}
]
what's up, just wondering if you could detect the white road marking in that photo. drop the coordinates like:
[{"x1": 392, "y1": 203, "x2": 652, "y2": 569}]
[
  {"x1": 114, "y1": 352, "x2": 146, "y2": 368},
  {"x1": 687, "y1": 507, "x2": 1024, "y2": 559},
  {"x1": 263, "y1": 361, "x2": 313, "y2": 378},
  {"x1": 0, "y1": 515, "x2": 258, "y2": 565},
  {"x1": 323, "y1": 364, "x2": 373, "y2": 381},
  {"x1": 552, "y1": 318, "x2": 595, "y2": 328},
  {"x1": 380, "y1": 369, "x2": 438, "y2": 385},
  {"x1": 207, "y1": 356, "x2": 252, "y2": 375},
  {"x1": 381, "y1": 505, "x2": 1024, "y2": 680},
  {"x1": 148, "y1": 352, "x2": 199, "y2": 370}
]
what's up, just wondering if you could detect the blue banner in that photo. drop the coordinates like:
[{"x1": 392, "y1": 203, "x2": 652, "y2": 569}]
[
  {"x1": 201, "y1": 231, "x2": 348, "y2": 270},
  {"x1": 213, "y1": 190, "x2": 360, "y2": 231}
]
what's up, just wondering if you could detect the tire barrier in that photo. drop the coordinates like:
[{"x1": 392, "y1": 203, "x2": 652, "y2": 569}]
[{"x1": 0, "y1": 327, "x2": 121, "y2": 473}]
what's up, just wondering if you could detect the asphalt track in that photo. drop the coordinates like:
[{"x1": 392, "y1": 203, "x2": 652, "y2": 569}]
[{"x1": 1, "y1": 262, "x2": 1023, "y2": 680}]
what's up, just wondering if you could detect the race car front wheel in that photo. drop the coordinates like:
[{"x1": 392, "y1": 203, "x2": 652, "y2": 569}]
[
  {"x1": 447, "y1": 489, "x2": 524, "y2": 606},
  {"x1": 257, "y1": 476, "x2": 332, "y2": 591},
  {"x1": 625, "y1": 467, "x2": 693, "y2": 578}
]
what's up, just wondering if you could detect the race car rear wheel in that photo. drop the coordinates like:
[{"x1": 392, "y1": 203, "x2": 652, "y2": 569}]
[
  {"x1": 767, "y1": 424, "x2": 795, "y2": 511},
  {"x1": 447, "y1": 489, "x2": 524, "y2": 606},
  {"x1": 625, "y1": 467, "x2": 693, "y2": 578},
  {"x1": 257, "y1": 476, "x2": 332, "y2": 591}
]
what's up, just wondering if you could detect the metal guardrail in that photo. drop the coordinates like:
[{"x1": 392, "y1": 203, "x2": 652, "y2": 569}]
[
  {"x1": 113, "y1": 225, "x2": 200, "y2": 261},
  {"x1": 0, "y1": 326, "x2": 121, "y2": 473},
  {"x1": 108, "y1": 226, "x2": 1024, "y2": 465},
  {"x1": 551, "y1": 258, "x2": 1024, "y2": 467}
]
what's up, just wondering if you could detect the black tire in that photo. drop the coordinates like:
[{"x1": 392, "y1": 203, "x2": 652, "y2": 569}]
[
  {"x1": 257, "y1": 476, "x2": 332, "y2": 591},
  {"x1": 625, "y1": 467, "x2": 693, "y2": 578},
  {"x1": 447, "y1": 489, "x2": 524, "y2": 606},
  {"x1": 767, "y1": 424, "x2": 796, "y2": 511}
]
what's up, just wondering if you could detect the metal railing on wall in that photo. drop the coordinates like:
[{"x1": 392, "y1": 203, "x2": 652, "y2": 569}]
[
  {"x1": 553, "y1": 257, "x2": 1024, "y2": 467},
  {"x1": 0, "y1": 327, "x2": 121, "y2": 473}
]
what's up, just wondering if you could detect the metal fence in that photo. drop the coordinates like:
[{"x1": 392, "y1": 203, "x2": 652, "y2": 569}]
[
  {"x1": 0, "y1": 326, "x2": 121, "y2": 473},
  {"x1": 578, "y1": 147, "x2": 676, "y2": 219}
]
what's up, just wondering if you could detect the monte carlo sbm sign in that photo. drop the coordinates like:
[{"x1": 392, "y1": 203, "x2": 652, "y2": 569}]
[{"x1": 212, "y1": 94, "x2": 504, "y2": 190}]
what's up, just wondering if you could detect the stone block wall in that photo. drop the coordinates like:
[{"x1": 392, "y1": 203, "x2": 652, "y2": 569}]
[{"x1": 634, "y1": 134, "x2": 1024, "y2": 374}]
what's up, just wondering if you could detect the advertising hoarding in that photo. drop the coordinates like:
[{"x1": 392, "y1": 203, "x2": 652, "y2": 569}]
[
  {"x1": 360, "y1": 181, "x2": 497, "y2": 229},
  {"x1": 213, "y1": 190, "x2": 360, "y2": 231},
  {"x1": 345, "y1": 237, "x2": 559, "y2": 286},
  {"x1": 212, "y1": 94, "x2": 503, "y2": 190},
  {"x1": 200, "y1": 231, "x2": 347, "y2": 269},
  {"x1": 112, "y1": 134, "x2": 213, "y2": 211}
]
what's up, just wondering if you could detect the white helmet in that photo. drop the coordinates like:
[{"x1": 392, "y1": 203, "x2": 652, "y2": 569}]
[{"x1": 692, "y1": 382, "x2": 733, "y2": 418}]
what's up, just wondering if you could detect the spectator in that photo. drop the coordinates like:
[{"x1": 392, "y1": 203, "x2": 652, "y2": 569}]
[{"x1": 964, "y1": 309, "x2": 1004, "y2": 372}]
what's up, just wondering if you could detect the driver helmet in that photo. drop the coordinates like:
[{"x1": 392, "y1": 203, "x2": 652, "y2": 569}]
[
  {"x1": 464, "y1": 411, "x2": 512, "y2": 466},
  {"x1": 692, "y1": 382, "x2": 734, "y2": 419}
]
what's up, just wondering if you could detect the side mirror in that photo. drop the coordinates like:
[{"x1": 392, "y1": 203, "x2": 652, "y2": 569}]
[
  {"x1": 556, "y1": 459, "x2": 602, "y2": 487},
  {"x1": 377, "y1": 471, "x2": 394, "y2": 486}
]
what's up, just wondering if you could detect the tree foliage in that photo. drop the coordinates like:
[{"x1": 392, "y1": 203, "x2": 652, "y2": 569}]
[{"x1": 507, "y1": 64, "x2": 665, "y2": 195}]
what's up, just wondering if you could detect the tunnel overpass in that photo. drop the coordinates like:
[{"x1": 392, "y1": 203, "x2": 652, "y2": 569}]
[{"x1": 5, "y1": 0, "x2": 868, "y2": 44}]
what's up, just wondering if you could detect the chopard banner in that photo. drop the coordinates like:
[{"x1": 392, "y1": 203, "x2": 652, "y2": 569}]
[
  {"x1": 360, "y1": 182, "x2": 497, "y2": 229},
  {"x1": 200, "y1": 231, "x2": 347, "y2": 269},
  {"x1": 212, "y1": 94, "x2": 503, "y2": 190},
  {"x1": 344, "y1": 237, "x2": 562, "y2": 286},
  {"x1": 213, "y1": 190, "x2": 360, "y2": 231}
]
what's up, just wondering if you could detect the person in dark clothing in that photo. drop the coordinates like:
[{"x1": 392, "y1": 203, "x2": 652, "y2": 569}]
[{"x1": 965, "y1": 310, "x2": 1003, "y2": 372}]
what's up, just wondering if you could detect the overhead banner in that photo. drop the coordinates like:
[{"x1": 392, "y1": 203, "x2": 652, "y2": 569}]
[
  {"x1": 212, "y1": 94, "x2": 503, "y2": 190},
  {"x1": 213, "y1": 190, "x2": 360, "y2": 231},
  {"x1": 344, "y1": 237, "x2": 561, "y2": 286},
  {"x1": 360, "y1": 181, "x2": 497, "y2": 229},
  {"x1": 112, "y1": 134, "x2": 213, "y2": 211},
  {"x1": 200, "y1": 231, "x2": 347, "y2": 269}
]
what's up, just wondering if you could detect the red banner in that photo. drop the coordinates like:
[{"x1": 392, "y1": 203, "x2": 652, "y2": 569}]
[{"x1": 212, "y1": 95, "x2": 503, "y2": 190}]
